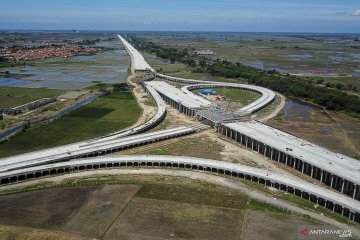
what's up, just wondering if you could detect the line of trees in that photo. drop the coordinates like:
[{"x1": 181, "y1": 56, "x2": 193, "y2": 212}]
[
  {"x1": 0, "y1": 56, "x2": 7, "y2": 62},
  {"x1": 132, "y1": 38, "x2": 197, "y2": 67},
  {"x1": 76, "y1": 39, "x2": 101, "y2": 45},
  {"x1": 206, "y1": 60, "x2": 360, "y2": 116},
  {"x1": 131, "y1": 37, "x2": 360, "y2": 118}
]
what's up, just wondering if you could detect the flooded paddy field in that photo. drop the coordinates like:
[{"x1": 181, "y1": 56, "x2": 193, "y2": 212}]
[
  {"x1": 268, "y1": 98, "x2": 360, "y2": 159},
  {"x1": 139, "y1": 32, "x2": 360, "y2": 87},
  {"x1": 1, "y1": 39, "x2": 130, "y2": 90},
  {"x1": 4, "y1": 50, "x2": 129, "y2": 90}
]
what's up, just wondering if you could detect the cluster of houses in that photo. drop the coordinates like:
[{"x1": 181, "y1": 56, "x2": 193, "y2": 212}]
[{"x1": 0, "y1": 45, "x2": 101, "y2": 61}]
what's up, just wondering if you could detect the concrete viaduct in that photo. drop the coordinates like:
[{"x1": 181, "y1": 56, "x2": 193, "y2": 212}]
[
  {"x1": 0, "y1": 155, "x2": 359, "y2": 223},
  {"x1": 0, "y1": 125, "x2": 207, "y2": 173},
  {"x1": 220, "y1": 122, "x2": 360, "y2": 202},
  {"x1": 118, "y1": 35, "x2": 360, "y2": 204}
]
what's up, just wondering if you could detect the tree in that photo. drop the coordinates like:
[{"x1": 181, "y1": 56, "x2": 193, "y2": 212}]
[
  {"x1": 113, "y1": 83, "x2": 129, "y2": 92},
  {"x1": 335, "y1": 83, "x2": 344, "y2": 90}
]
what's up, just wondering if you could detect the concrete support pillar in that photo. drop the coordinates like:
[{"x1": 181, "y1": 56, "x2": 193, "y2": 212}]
[
  {"x1": 301, "y1": 162, "x2": 305, "y2": 173},
  {"x1": 310, "y1": 166, "x2": 314, "y2": 178},
  {"x1": 330, "y1": 175, "x2": 334, "y2": 188},
  {"x1": 353, "y1": 185, "x2": 357, "y2": 199},
  {"x1": 341, "y1": 180, "x2": 345, "y2": 193},
  {"x1": 264, "y1": 145, "x2": 267, "y2": 156},
  {"x1": 349, "y1": 212, "x2": 354, "y2": 221},
  {"x1": 335, "y1": 176, "x2": 339, "y2": 189},
  {"x1": 320, "y1": 170, "x2": 323, "y2": 183}
]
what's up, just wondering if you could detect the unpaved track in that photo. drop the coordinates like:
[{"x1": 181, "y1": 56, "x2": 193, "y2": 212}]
[
  {"x1": 1, "y1": 169, "x2": 359, "y2": 237},
  {"x1": 258, "y1": 93, "x2": 286, "y2": 123},
  {"x1": 121, "y1": 74, "x2": 157, "y2": 132}
]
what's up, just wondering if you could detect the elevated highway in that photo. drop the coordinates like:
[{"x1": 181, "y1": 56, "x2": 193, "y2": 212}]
[
  {"x1": 0, "y1": 125, "x2": 207, "y2": 173},
  {"x1": 0, "y1": 155, "x2": 359, "y2": 222},
  {"x1": 182, "y1": 83, "x2": 276, "y2": 114},
  {"x1": 93, "y1": 79, "x2": 167, "y2": 142},
  {"x1": 118, "y1": 35, "x2": 276, "y2": 115},
  {"x1": 221, "y1": 121, "x2": 360, "y2": 201},
  {"x1": 117, "y1": 35, "x2": 154, "y2": 73}
]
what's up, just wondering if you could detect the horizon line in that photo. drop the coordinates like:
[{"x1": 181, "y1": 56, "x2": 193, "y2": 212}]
[{"x1": 1, "y1": 29, "x2": 360, "y2": 35}]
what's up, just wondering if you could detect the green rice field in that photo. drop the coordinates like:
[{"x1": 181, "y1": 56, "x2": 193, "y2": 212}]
[{"x1": 0, "y1": 86, "x2": 65, "y2": 108}]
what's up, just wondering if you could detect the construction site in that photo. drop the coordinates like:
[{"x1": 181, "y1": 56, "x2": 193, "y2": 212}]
[{"x1": 0, "y1": 34, "x2": 359, "y2": 239}]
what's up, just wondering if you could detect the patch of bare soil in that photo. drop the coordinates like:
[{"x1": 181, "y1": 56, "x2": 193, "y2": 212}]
[
  {"x1": 104, "y1": 197, "x2": 244, "y2": 240},
  {"x1": 62, "y1": 185, "x2": 140, "y2": 238},
  {"x1": 0, "y1": 186, "x2": 99, "y2": 229},
  {"x1": 0, "y1": 225, "x2": 90, "y2": 240},
  {"x1": 242, "y1": 210, "x2": 329, "y2": 240},
  {"x1": 126, "y1": 74, "x2": 157, "y2": 127}
]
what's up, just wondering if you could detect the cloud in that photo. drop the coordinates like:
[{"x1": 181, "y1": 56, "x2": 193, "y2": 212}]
[
  {"x1": 334, "y1": 9, "x2": 360, "y2": 16},
  {"x1": 353, "y1": 9, "x2": 360, "y2": 16},
  {"x1": 334, "y1": 11, "x2": 348, "y2": 15}
]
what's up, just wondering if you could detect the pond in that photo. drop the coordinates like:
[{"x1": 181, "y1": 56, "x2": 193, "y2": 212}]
[
  {"x1": 281, "y1": 99, "x2": 313, "y2": 122},
  {"x1": 0, "y1": 77, "x2": 33, "y2": 87},
  {"x1": 277, "y1": 54, "x2": 312, "y2": 61}
]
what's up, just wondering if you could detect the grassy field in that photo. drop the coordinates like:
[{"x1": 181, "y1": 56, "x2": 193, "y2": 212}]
[
  {"x1": 136, "y1": 181, "x2": 284, "y2": 213},
  {"x1": 0, "y1": 91, "x2": 142, "y2": 158},
  {"x1": 129, "y1": 136, "x2": 224, "y2": 160},
  {"x1": 212, "y1": 87, "x2": 260, "y2": 105},
  {"x1": 0, "y1": 86, "x2": 65, "y2": 108}
]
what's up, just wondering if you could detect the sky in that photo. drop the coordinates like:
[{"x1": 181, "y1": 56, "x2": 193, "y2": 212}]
[{"x1": 0, "y1": 0, "x2": 360, "y2": 33}]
